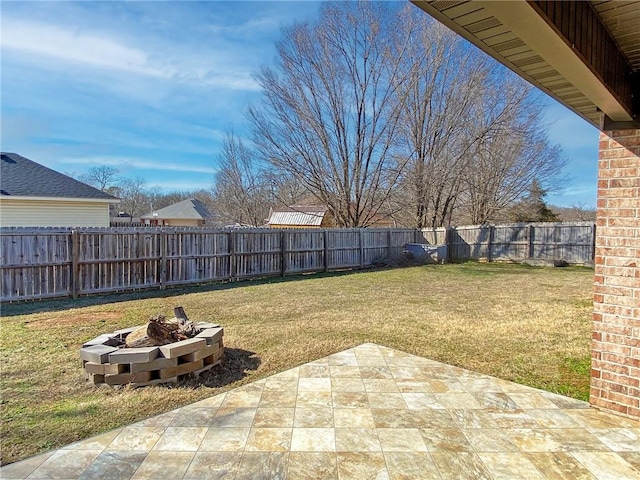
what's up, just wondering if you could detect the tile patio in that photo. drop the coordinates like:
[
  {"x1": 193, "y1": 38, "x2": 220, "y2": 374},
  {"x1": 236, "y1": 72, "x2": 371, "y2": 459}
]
[{"x1": 2, "y1": 343, "x2": 639, "y2": 479}]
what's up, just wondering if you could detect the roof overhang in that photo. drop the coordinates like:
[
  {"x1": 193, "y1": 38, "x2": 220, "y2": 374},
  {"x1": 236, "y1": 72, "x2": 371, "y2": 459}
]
[
  {"x1": 0, "y1": 195, "x2": 120, "y2": 203},
  {"x1": 412, "y1": 0, "x2": 640, "y2": 129}
]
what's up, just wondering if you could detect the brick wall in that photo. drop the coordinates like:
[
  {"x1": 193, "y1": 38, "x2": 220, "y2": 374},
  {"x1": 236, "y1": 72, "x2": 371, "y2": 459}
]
[{"x1": 591, "y1": 129, "x2": 640, "y2": 419}]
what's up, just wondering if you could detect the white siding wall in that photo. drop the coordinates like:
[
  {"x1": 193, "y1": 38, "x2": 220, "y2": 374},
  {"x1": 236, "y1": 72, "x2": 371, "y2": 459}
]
[{"x1": 0, "y1": 199, "x2": 111, "y2": 227}]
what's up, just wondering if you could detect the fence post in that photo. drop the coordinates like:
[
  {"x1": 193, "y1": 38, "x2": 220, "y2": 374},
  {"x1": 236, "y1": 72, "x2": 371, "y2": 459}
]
[
  {"x1": 229, "y1": 231, "x2": 236, "y2": 282},
  {"x1": 487, "y1": 225, "x2": 495, "y2": 262},
  {"x1": 528, "y1": 224, "x2": 535, "y2": 259},
  {"x1": 280, "y1": 229, "x2": 287, "y2": 276},
  {"x1": 592, "y1": 222, "x2": 597, "y2": 261},
  {"x1": 159, "y1": 231, "x2": 167, "y2": 290},
  {"x1": 387, "y1": 229, "x2": 393, "y2": 263},
  {"x1": 71, "y1": 230, "x2": 79, "y2": 299},
  {"x1": 359, "y1": 229, "x2": 364, "y2": 269},
  {"x1": 323, "y1": 229, "x2": 329, "y2": 272}
]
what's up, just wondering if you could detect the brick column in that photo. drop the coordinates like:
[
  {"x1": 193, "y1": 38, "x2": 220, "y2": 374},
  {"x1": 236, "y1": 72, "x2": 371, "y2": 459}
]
[{"x1": 591, "y1": 129, "x2": 640, "y2": 419}]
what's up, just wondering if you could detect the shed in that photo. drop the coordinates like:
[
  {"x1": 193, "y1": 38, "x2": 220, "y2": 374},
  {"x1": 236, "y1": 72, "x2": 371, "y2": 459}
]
[{"x1": 0, "y1": 152, "x2": 119, "y2": 227}]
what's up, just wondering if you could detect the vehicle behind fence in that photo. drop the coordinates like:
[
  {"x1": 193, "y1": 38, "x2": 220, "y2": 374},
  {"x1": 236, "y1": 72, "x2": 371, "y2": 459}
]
[{"x1": 0, "y1": 222, "x2": 595, "y2": 302}]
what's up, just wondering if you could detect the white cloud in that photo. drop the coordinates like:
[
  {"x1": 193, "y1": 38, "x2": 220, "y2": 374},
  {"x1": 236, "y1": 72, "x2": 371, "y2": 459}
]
[
  {"x1": 60, "y1": 156, "x2": 216, "y2": 174},
  {"x1": 1, "y1": 18, "x2": 260, "y2": 90}
]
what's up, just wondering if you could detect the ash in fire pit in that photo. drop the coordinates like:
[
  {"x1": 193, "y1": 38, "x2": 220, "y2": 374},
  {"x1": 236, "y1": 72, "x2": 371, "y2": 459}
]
[{"x1": 80, "y1": 307, "x2": 224, "y2": 387}]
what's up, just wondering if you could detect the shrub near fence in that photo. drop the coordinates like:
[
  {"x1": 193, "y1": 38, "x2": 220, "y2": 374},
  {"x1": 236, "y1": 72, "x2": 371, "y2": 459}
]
[{"x1": 0, "y1": 227, "x2": 418, "y2": 302}]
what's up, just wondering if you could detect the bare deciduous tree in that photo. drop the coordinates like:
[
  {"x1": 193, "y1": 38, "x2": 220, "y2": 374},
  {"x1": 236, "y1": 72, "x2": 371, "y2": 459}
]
[
  {"x1": 118, "y1": 176, "x2": 147, "y2": 219},
  {"x1": 212, "y1": 132, "x2": 272, "y2": 226},
  {"x1": 79, "y1": 166, "x2": 120, "y2": 192},
  {"x1": 249, "y1": 2, "x2": 410, "y2": 227}
]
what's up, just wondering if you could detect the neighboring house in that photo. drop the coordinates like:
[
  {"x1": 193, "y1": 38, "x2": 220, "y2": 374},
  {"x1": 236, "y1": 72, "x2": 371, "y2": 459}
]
[
  {"x1": 140, "y1": 198, "x2": 211, "y2": 227},
  {"x1": 0, "y1": 152, "x2": 120, "y2": 227},
  {"x1": 267, "y1": 205, "x2": 334, "y2": 229}
]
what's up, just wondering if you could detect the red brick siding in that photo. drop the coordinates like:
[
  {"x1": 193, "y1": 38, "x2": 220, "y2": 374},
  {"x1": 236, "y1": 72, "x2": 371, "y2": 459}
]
[{"x1": 591, "y1": 129, "x2": 640, "y2": 419}]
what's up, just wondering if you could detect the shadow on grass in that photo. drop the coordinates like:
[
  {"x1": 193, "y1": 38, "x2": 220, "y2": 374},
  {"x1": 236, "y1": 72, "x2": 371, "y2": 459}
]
[
  {"x1": 179, "y1": 347, "x2": 261, "y2": 389},
  {"x1": 0, "y1": 268, "x2": 375, "y2": 317}
]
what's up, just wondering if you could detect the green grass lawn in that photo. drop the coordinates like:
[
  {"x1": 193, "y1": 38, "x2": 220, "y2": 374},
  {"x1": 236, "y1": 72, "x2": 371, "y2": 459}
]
[{"x1": 0, "y1": 262, "x2": 594, "y2": 465}]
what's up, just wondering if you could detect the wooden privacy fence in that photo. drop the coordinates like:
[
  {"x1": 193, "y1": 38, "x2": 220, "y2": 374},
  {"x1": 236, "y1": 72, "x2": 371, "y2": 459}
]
[
  {"x1": 0, "y1": 227, "x2": 419, "y2": 302},
  {"x1": 420, "y1": 222, "x2": 596, "y2": 265}
]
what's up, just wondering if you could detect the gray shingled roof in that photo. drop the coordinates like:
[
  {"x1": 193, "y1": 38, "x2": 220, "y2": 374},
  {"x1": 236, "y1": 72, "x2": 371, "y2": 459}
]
[
  {"x1": 140, "y1": 198, "x2": 211, "y2": 220},
  {"x1": 1, "y1": 152, "x2": 119, "y2": 201}
]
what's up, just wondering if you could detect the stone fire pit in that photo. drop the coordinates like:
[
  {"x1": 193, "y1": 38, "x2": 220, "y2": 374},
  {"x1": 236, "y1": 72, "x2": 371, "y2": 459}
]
[{"x1": 80, "y1": 319, "x2": 224, "y2": 387}]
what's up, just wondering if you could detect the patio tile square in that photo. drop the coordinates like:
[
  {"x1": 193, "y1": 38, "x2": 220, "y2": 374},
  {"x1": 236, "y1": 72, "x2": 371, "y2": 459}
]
[
  {"x1": 259, "y1": 390, "x2": 298, "y2": 408},
  {"x1": 457, "y1": 376, "x2": 505, "y2": 393},
  {"x1": 477, "y1": 452, "x2": 546, "y2": 480},
  {"x1": 198, "y1": 428, "x2": 250, "y2": 451},
  {"x1": 331, "y1": 377, "x2": 365, "y2": 392},
  {"x1": 333, "y1": 408, "x2": 376, "y2": 428},
  {"x1": 106, "y1": 427, "x2": 165, "y2": 451},
  {"x1": 548, "y1": 428, "x2": 611, "y2": 451},
  {"x1": 61, "y1": 429, "x2": 123, "y2": 451},
  {"x1": 526, "y1": 409, "x2": 583, "y2": 429},
  {"x1": 210, "y1": 407, "x2": 257, "y2": 427},
  {"x1": 355, "y1": 356, "x2": 388, "y2": 367},
  {"x1": 332, "y1": 392, "x2": 369, "y2": 409},
  {"x1": 371, "y1": 408, "x2": 416, "y2": 428},
  {"x1": 336, "y1": 452, "x2": 388, "y2": 480},
  {"x1": 294, "y1": 407, "x2": 334, "y2": 427},
  {"x1": 170, "y1": 407, "x2": 217, "y2": 427},
  {"x1": 130, "y1": 451, "x2": 194, "y2": 480},
  {"x1": 587, "y1": 428, "x2": 640, "y2": 452},
  {"x1": 411, "y1": 409, "x2": 458, "y2": 429},
  {"x1": 358, "y1": 366, "x2": 393, "y2": 379},
  {"x1": 619, "y1": 452, "x2": 640, "y2": 471},
  {"x1": 474, "y1": 392, "x2": 520, "y2": 410},
  {"x1": 525, "y1": 452, "x2": 597, "y2": 479},
  {"x1": 264, "y1": 377, "x2": 299, "y2": 391},
  {"x1": 419, "y1": 428, "x2": 474, "y2": 453},
  {"x1": 328, "y1": 354, "x2": 358, "y2": 367},
  {"x1": 367, "y1": 392, "x2": 407, "y2": 409},
  {"x1": 435, "y1": 393, "x2": 483, "y2": 409},
  {"x1": 449, "y1": 409, "x2": 499, "y2": 429},
  {"x1": 377, "y1": 428, "x2": 427, "y2": 452},
  {"x1": 245, "y1": 428, "x2": 292, "y2": 452},
  {"x1": 363, "y1": 379, "x2": 399, "y2": 393},
  {"x1": 152, "y1": 427, "x2": 207, "y2": 451},
  {"x1": 24, "y1": 450, "x2": 102, "y2": 479},
  {"x1": 0, "y1": 452, "x2": 53, "y2": 480},
  {"x1": 253, "y1": 408, "x2": 295, "y2": 428},
  {"x1": 231, "y1": 452, "x2": 290, "y2": 480},
  {"x1": 183, "y1": 452, "x2": 242, "y2": 479},
  {"x1": 571, "y1": 451, "x2": 640, "y2": 480},
  {"x1": 431, "y1": 451, "x2": 493, "y2": 480},
  {"x1": 402, "y1": 393, "x2": 445, "y2": 410},
  {"x1": 290, "y1": 428, "x2": 336, "y2": 452},
  {"x1": 487, "y1": 409, "x2": 539, "y2": 428},
  {"x1": 184, "y1": 392, "x2": 226, "y2": 410},
  {"x1": 133, "y1": 410, "x2": 179, "y2": 428},
  {"x1": 298, "y1": 377, "x2": 332, "y2": 392},
  {"x1": 505, "y1": 429, "x2": 564, "y2": 453},
  {"x1": 335, "y1": 428, "x2": 381, "y2": 452},
  {"x1": 288, "y1": 452, "x2": 337, "y2": 480},
  {"x1": 330, "y1": 366, "x2": 361, "y2": 378},
  {"x1": 299, "y1": 365, "x2": 330, "y2": 378},
  {"x1": 461, "y1": 429, "x2": 519, "y2": 453},
  {"x1": 220, "y1": 389, "x2": 262, "y2": 408},
  {"x1": 297, "y1": 391, "x2": 333, "y2": 408},
  {"x1": 508, "y1": 392, "x2": 562, "y2": 410},
  {"x1": 383, "y1": 452, "x2": 442, "y2": 480},
  {"x1": 78, "y1": 450, "x2": 147, "y2": 480},
  {"x1": 564, "y1": 409, "x2": 640, "y2": 429}
]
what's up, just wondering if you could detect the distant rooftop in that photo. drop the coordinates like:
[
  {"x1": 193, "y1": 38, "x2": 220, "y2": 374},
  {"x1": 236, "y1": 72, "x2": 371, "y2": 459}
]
[{"x1": 140, "y1": 198, "x2": 211, "y2": 220}]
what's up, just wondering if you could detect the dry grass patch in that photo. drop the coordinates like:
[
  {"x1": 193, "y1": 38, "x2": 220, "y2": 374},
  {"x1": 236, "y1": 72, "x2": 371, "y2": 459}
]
[{"x1": 0, "y1": 262, "x2": 594, "y2": 465}]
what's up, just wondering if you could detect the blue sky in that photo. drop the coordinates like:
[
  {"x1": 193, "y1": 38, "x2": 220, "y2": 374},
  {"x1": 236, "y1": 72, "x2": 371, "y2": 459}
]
[{"x1": 1, "y1": 1, "x2": 599, "y2": 206}]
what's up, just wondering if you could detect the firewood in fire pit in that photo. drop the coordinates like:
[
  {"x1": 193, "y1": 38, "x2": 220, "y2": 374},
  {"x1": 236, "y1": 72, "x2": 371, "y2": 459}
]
[{"x1": 124, "y1": 308, "x2": 199, "y2": 348}]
